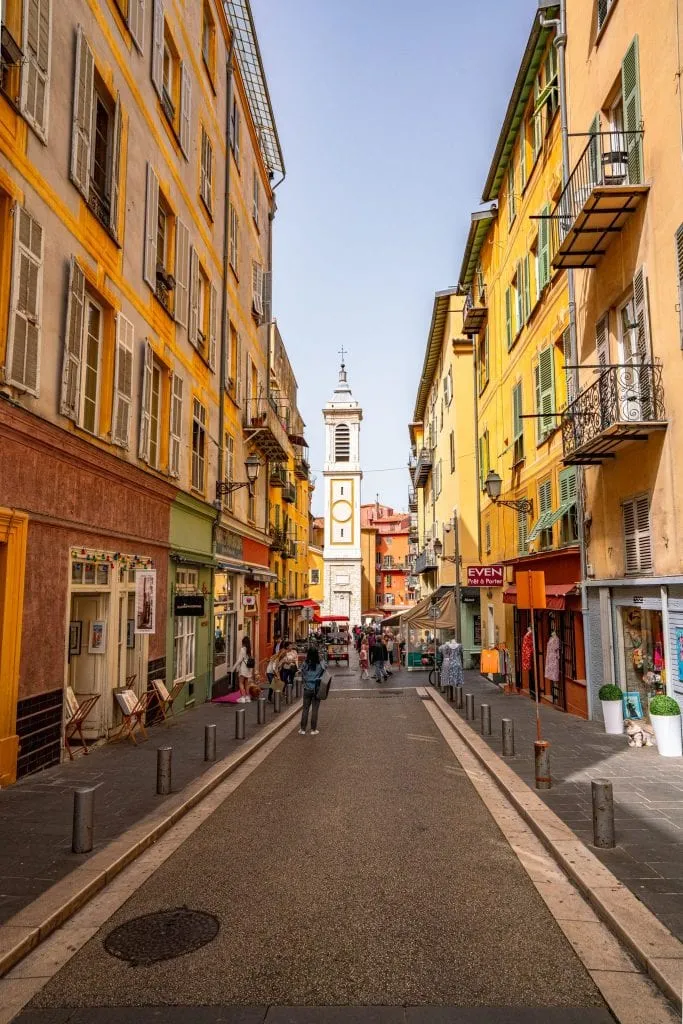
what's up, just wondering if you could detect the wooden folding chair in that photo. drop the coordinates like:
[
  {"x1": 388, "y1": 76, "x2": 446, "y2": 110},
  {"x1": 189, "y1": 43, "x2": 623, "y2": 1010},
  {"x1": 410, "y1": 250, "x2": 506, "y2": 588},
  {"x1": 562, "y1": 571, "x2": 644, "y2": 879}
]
[
  {"x1": 64, "y1": 688, "x2": 101, "y2": 760},
  {"x1": 151, "y1": 678, "x2": 186, "y2": 723},
  {"x1": 115, "y1": 688, "x2": 155, "y2": 744}
]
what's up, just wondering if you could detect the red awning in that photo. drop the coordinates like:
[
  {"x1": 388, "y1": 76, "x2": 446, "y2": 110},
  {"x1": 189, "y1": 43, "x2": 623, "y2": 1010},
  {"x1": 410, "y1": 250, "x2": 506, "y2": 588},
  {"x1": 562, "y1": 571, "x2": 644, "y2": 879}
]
[
  {"x1": 298, "y1": 599, "x2": 320, "y2": 608},
  {"x1": 267, "y1": 600, "x2": 282, "y2": 609},
  {"x1": 312, "y1": 614, "x2": 349, "y2": 623},
  {"x1": 503, "y1": 583, "x2": 578, "y2": 611}
]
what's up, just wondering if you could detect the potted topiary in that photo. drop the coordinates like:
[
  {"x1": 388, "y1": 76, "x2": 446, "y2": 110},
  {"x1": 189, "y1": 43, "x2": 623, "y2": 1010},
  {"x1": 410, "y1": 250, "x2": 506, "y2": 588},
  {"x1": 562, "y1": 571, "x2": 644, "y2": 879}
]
[
  {"x1": 599, "y1": 683, "x2": 624, "y2": 735},
  {"x1": 649, "y1": 694, "x2": 682, "y2": 757}
]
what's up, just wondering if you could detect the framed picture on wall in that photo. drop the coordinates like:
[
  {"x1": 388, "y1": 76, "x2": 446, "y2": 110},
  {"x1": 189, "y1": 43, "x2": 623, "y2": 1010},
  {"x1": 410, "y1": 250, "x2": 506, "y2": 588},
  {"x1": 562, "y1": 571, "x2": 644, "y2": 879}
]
[
  {"x1": 127, "y1": 619, "x2": 135, "y2": 649},
  {"x1": 69, "y1": 621, "x2": 82, "y2": 656},
  {"x1": 622, "y1": 691, "x2": 644, "y2": 720},
  {"x1": 88, "y1": 620, "x2": 107, "y2": 654}
]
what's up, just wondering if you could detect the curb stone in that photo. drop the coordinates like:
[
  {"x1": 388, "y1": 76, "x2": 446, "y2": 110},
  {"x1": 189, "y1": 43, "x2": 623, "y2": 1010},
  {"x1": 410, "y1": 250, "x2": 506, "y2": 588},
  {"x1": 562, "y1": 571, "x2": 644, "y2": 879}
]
[
  {"x1": 0, "y1": 701, "x2": 302, "y2": 980},
  {"x1": 428, "y1": 687, "x2": 683, "y2": 1012}
]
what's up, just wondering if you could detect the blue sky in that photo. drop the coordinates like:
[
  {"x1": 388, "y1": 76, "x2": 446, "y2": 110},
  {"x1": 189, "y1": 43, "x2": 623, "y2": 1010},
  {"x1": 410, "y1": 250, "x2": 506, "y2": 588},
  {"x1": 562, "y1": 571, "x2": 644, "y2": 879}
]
[{"x1": 250, "y1": 0, "x2": 536, "y2": 514}]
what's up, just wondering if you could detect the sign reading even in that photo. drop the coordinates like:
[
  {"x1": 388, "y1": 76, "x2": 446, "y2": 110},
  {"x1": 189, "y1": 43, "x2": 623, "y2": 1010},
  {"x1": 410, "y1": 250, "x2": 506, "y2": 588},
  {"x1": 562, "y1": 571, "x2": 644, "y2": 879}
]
[
  {"x1": 467, "y1": 565, "x2": 504, "y2": 587},
  {"x1": 174, "y1": 594, "x2": 205, "y2": 616}
]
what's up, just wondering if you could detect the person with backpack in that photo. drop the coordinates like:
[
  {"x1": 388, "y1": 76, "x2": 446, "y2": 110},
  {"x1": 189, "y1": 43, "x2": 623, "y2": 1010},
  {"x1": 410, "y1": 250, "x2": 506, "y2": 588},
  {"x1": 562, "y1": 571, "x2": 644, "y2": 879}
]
[{"x1": 299, "y1": 646, "x2": 325, "y2": 735}]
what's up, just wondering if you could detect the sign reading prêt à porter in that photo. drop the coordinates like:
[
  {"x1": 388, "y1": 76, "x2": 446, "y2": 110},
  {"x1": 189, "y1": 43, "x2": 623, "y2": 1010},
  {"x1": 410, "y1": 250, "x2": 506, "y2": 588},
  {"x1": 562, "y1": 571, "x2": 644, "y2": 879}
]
[{"x1": 466, "y1": 565, "x2": 504, "y2": 587}]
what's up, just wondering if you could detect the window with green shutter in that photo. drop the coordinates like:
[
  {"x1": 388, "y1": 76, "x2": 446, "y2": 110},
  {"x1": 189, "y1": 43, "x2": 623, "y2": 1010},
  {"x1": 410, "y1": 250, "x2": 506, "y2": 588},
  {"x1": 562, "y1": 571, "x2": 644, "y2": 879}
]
[
  {"x1": 527, "y1": 478, "x2": 553, "y2": 548},
  {"x1": 535, "y1": 346, "x2": 556, "y2": 441},
  {"x1": 478, "y1": 431, "x2": 490, "y2": 491},
  {"x1": 523, "y1": 254, "x2": 531, "y2": 322},
  {"x1": 515, "y1": 261, "x2": 524, "y2": 332},
  {"x1": 505, "y1": 287, "x2": 513, "y2": 349},
  {"x1": 622, "y1": 37, "x2": 643, "y2": 184},
  {"x1": 517, "y1": 504, "x2": 529, "y2": 555},
  {"x1": 508, "y1": 161, "x2": 516, "y2": 226},
  {"x1": 556, "y1": 467, "x2": 579, "y2": 545},
  {"x1": 512, "y1": 382, "x2": 524, "y2": 465},
  {"x1": 538, "y1": 205, "x2": 550, "y2": 290}
]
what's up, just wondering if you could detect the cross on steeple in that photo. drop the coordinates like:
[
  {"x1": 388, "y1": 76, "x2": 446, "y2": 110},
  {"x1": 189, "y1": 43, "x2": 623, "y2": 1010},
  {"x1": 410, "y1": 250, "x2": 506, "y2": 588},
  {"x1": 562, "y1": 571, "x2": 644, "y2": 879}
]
[{"x1": 339, "y1": 345, "x2": 347, "y2": 367}]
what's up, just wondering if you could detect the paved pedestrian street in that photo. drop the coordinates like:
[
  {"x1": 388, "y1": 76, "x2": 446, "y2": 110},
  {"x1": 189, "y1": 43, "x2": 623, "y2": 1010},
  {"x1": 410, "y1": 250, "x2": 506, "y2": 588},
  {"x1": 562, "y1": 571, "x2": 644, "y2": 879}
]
[{"x1": 7, "y1": 679, "x2": 624, "y2": 1022}]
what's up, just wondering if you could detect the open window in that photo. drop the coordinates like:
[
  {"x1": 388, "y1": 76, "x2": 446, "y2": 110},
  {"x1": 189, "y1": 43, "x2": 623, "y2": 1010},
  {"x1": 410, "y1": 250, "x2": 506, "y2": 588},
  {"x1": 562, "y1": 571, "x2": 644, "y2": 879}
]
[
  {"x1": 201, "y1": 1, "x2": 215, "y2": 82},
  {"x1": 189, "y1": 250, "x2": 216, "y2": 369}
]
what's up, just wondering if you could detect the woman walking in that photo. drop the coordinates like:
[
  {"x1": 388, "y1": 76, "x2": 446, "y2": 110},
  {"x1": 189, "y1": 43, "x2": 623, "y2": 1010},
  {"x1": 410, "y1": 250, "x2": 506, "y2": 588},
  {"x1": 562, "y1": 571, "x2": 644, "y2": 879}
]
[
  {"x1": 279, "y1": 642, "x2": 299, "y2": 698},
  {"x1": 359, "y1": 637, "x2": 369, "y2": 680},
  {"x1": 233, "y1": 636, "x2": 254, "y2": 702},
  {"x1": 299, "y1": 646, "x2": 325, "y2": 735}
]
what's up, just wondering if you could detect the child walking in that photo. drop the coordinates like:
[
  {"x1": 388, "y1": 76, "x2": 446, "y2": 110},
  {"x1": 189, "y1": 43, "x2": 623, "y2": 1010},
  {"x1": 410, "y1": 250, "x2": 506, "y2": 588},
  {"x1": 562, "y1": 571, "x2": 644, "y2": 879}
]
[{"x1": 359, "y1": 638, "x2": 369, "y2": 680}]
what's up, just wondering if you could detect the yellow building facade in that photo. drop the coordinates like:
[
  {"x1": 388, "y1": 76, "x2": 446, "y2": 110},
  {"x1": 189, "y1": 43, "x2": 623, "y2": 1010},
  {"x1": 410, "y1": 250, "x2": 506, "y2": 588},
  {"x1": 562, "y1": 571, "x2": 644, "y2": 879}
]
[{"x1": 458, "y1": 12, "x2": 588, "y2": 716}]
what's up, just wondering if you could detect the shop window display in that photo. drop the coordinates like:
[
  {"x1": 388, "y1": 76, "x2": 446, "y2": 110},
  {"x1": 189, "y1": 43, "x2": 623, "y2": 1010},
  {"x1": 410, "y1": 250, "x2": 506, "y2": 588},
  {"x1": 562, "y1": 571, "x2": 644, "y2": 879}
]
[{"x1": 619, "y1": 607, "x2": 666, "y2": 706}]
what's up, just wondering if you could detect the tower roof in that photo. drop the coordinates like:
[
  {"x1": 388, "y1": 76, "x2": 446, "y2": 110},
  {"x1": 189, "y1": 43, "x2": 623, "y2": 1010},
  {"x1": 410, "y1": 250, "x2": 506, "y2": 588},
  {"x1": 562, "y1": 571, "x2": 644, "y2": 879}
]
[{"x1": 325, "y1": 351, "x2": 361, "y2": 411}]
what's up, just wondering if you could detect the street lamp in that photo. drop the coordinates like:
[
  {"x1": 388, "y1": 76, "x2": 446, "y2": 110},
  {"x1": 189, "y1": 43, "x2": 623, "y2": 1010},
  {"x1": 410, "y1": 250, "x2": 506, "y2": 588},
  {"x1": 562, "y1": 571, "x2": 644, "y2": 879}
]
[
  {"x1": 215, "y1": 454, "x2": 262, "y2": 500},
  {"x1": 484, "y1": 470, "x2": 533, "y2": 515},
  {"x1": 433, "y1": 511, "x2": 462, "y2": 644}
]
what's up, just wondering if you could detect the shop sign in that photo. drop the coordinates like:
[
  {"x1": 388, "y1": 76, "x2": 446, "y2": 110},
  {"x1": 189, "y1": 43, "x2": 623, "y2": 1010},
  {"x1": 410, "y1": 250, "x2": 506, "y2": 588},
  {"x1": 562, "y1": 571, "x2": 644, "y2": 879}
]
[
  {"x1": 174, "y1": 594, "x2": 205, "y2": 616},
  {"x1": 134, "y1": 569, "x2": 157, "y2": 634},
  {"x1": 467, "y1": 565, "x2": 504, "y2": 587},
  {"x1": 243, "y1": 595, "x2": 256, "y2": 608},
  {"x1": 633, "y1": 596, "x2": 644, "y2": 605},
  {"x1": 215, "y1": 527, "x2": 243, "y2": 561}
]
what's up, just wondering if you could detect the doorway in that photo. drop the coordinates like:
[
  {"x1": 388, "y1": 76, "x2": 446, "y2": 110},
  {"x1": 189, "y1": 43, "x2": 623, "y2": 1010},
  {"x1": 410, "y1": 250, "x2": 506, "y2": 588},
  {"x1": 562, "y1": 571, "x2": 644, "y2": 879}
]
[{"x1": 68, "y1": 592, "x2": 109, "y2": 738}]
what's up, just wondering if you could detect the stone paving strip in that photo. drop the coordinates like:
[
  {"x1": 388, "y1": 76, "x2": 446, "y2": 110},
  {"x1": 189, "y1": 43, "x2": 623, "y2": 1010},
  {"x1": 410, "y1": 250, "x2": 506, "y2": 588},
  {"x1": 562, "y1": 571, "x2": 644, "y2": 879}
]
[
  {"x1": 0, "y1": 701, "x2": 302, "y2": 989},
  {"x1": 424, "y1": 687, "x2": 683, "y2": 1015}
]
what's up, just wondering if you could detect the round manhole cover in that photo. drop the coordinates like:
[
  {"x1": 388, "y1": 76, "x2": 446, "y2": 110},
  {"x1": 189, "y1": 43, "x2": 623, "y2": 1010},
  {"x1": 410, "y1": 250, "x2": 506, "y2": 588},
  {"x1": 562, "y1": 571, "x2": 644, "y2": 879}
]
[{"x1": 104, "y1": 907, "x2": 219, "y2": 966}]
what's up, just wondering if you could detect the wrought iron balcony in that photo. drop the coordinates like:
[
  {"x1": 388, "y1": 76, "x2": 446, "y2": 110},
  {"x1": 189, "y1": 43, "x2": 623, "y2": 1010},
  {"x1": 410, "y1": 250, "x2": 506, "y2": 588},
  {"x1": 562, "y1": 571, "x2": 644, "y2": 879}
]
[
  {"x1": 415, "y1": 548, "x2": 438, "y2": 574},
  {"x1": 269, "y1": 463, "x2": 286, "y2": 487},
  {"x1": 548, "y1": 131, "x2": 649, "y2": 270},
  {"x1": 243, "y1": 396, "x2": 291, "y2": 461},
  {"x1": 408, "y1": 488, "x2": 417, "y2": 512},
  {"x1": 270, "y1": 525, "x2": 288, "y2": 553},
  {"x1": 462, "y1": 287, "x2": 488, "y2": 337},
  {"x1": 413, "y1": 447, "x2": 433, "y2": 488},
  {"x1": 294, "y1": 452, "x2": 309, "y2": 480},
  {"x1": 562, "y1": 362, "x2": 666, "y2": 465},
  {"x1": 282, "y1": 480, "x2": 296, "y2": 504}
]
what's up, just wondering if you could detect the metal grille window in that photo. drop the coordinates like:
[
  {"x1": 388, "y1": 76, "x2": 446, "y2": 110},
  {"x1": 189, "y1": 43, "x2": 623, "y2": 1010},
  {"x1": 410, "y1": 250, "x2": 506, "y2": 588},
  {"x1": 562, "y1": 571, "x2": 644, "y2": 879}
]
[
  {"x1": 191, "y1": 398, "x2": 206, "y2": 492},
  {"x1": 622, "y1": 494, "x2": 652, "y2": 574}
]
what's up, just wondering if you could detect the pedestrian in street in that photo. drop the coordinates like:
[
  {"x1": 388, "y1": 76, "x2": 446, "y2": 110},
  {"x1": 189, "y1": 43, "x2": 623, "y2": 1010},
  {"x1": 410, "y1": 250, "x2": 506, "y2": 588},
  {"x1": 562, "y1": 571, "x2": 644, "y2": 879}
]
[
  {"x1": 385, "y1": 633, "x2": 395, "y2": 674},
  {"x1": 279, "y1": 642, "x2": 299, "y2": 698},
  {"x1": 266, "y1": 651, "x2": 278, "y2": 702},
  {"x1": 233, "y1": 636, "x2": 254, "y2": 702},
  {"x1": 369, "y1": 636, "x2": 388, "y2": 682},
  {"x1": 359, "y1": 638, "x2": 369, "y2": 680},
  {"x1": 299, "y1": 646, "x2": 325, "y2": 735}
]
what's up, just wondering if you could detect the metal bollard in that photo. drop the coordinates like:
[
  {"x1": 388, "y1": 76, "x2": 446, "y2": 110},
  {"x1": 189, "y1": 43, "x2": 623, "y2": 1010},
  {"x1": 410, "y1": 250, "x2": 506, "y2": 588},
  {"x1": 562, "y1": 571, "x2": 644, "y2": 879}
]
[
  {"x1": 534, "y1": 740, "x2": 551, "y2": 790},
  {"x1": 592, "y1": 779, "x2": 615, "y2": 849},
  {"x1": 273, "y1": 690, "x2": 282, "y2": 714},
  {"x1": 235, "y1": 707, "x2": 246, "y2": 740},
  {"x1": 72, "y1": 787, "x2": 95, "y2": 854},
  {"x1": 448, "y1": 684, "x2": 455, "y2": 703},
  {"x1": 465, "y1": 693, "x2": 474, "y2": 721},
  {"x1": 456, "y1": 686, "x2": 464, "y2": 710},
  {"x1": 480, "y1": 703, "x2": 491, "y2": 736},
  {"x1": 204, "y1": 724, "x2": 217, "y2": 762},
  {"x1": 295, "y1": 677, "x2": 302, "y2": 699},
  {"x1": 257, "y1": 696, "x2": 266, "y2": 724},
  {"x1": 285, "y1": 685, "x2": 292, "y2": 706},
  {"x1": 157, "y1": 746, "x2": 172, "y2": 795},
  {"x1": 502, "y1": 718, "x2": 515, "y2": 757}
]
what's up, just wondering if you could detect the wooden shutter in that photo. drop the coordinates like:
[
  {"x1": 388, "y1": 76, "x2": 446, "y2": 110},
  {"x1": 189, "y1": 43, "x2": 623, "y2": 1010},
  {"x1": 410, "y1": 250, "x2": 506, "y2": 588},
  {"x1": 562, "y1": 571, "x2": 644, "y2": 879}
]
[
  {"x1": 235, "y1": 332, "x2": 242, "y2": 404},
  {"x1": 151, "y1": 0, "x2": 164, "y2": 97},
  {"x1": 588, "y1": 113, "x2": 601, "y2": 187},
  {"x1": 512, "y1": 381, "x2": 523, "y2": 459},
  {"x1": 596, "y1": 315, "x2": 609, "y2": 365},
  {"x1": 138, "y1": 341, "x2": 153, "y2": 461},
  {"x1": 109, "y1": 94, "x2": 122, "y2": 238},
  {"x1": 252, "y1": 262, "x2": 264, "y2": 317},
  {"x1": 516, "y1": 260, "x2": 524, "y2": 329},
  {"x1": 60, "y1": 257, "x2": 85, "y2": 419},
  {"x1": 676, "y1": 225, "x2": 683, "y2": 348},
  {"x1": 505, "y1": 287, "x2": 512, "y2": 349},
  {"x1": 559, "y1": 467, "x2": 577, "y2": 505},
  {"x1": 70, "y1": 26, "x2": 94, "y2": 199},
  {"x1": 128, "y1": 0, "x2": 144, "y2": 52},
  {"x1": 623, "y1": 494, "x2": 652, "y2": 573},
  {"x1": 179, "y1": 61, "x2": 191, "y2": 158},
  {"x1": 174, "y1": 218, "x2": 190, "y2": 327},
  {"x1": 622, "y1": 37, "x2": 643, "y2": 184},
  {"x1": 478, "y1": 436, "x2": 484, "y2": 489},
  {"x1": 231, "y1": 99, "x2": 240, "y2": 162},
  {"x1": 523, "y1": 255, "x2": 531, "y2": 321},
  {"x1": 188, "y1": 247, "x2": 199, "y2": 345},
  {"x1": 633, "y1": 265, "x2": 651, "y2": 360},
  {"x1": 520, "y1": 133, "x2": 527, "y2": 189},
  {"x1": 112, "y1": 313, "x2": 134, "y2": 447},
  {"x1": 517, "y1": 506, "x2": 528, "y2": 554},
  {"x1": 143, "y1": 163, "x2": 159, "y2": 288},
  {"x1": 229, "y1": 203, "x2": 238, "y2": 270},
  {"x1": 538, "y1": 346, "x2": 555, "y2": 436},
  {"x1": 562, "y1": 327, "x2": 575, "y2": 405},
  {"x1": 483, "y1": 326, "x2": 489, "y2": 385},
  {"x1": 539, "y1": 479, "x2": 552, "y2": 516},
  {"x1": 538, "y1": 204, "x2": 550, "y2": 288},
  {"x1": 262, "y1": 270, "x2": 272, "y2": 324},
  {"x1": 6, "y1": 208, "x2": 43, "y2": 395},
  {"x1": 169, "y1": 373, "x2": 183, "y2": 477},
  {"x1": 208, "y1": 283, "x2": 217, "y2": 371},
  {"x1": 21, "y1": 0, "x2": 51, "y2": 138}
]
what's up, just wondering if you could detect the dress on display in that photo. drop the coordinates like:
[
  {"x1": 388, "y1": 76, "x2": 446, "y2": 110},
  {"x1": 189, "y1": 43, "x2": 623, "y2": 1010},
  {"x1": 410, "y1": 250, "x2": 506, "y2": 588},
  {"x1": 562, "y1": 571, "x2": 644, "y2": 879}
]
[
  {"x1": 544, "y1": 632, "x2": 561, "y2": 683},
  {"x1": 521, "y1": 629, "x2": 534, "y2": 672},
  {"x1": 439, "y1": 640, "x2": 464, "y2": 687}
]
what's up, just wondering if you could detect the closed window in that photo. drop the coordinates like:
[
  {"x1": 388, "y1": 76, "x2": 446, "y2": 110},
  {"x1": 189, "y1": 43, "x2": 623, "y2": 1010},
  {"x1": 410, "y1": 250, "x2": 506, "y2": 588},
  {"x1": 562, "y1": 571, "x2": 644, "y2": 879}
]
[
  {"x1": 152, "y1": 0, "x2": 191, "y2": 157},
  {"x1": 535, "y1": 346, "x2": 556, "y2": 441},
  {"x1": 310, "y1": 568, "x2": 320, "y2": 585},
  {"x1": 558, "y1": 467, "x2": 578, "y2": 545},
  {"x1": 623, "y1": 494, "x2": 652, "y2": 574},
  {"x1": 252, "y1": 169, "x2": 260, "y2": 226},
  {"x1": 385, "y1": 575, "x2": 392, "y2": 589},
  {"x1": 191, "y1": 397, "x2": 206, "y2": 492},
  {"x1": 200, "y1": 126, "x2": 213, "y2": 213},
  {"x1": 449, "y1": 430, "x2": 455, "y2": 474},
  {"x1": 517, "y1": 503, "x2": 529, "y2": 555},
  {"x1": 478, "y1": 430, "x2": 490, "y2": 491},
  {"x1": 229, "y1": 94, "x2": 240, "y2": 164},
  {"x1": 5, "y1": 206, "x2": 43, "y2": 395},
  {"x1": 169, "y1": 372, "x2": 183, "y2": 477},
  {"x1": 507, "y1": 161, "x2": 516, "y2": 227},
  {"x1": 512, "y1": 381, "x2": 524, "y2": 465}
]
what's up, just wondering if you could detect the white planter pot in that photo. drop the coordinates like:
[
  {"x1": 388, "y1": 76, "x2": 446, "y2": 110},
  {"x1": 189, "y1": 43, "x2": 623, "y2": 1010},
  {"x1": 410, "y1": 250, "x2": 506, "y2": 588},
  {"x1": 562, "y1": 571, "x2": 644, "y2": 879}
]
[
  {"x1": 650, "y1": 714, "x2": 683, "y2": 757},
  {"x1": 601, "y1": 699, "x2": 624, "y2": 735}
]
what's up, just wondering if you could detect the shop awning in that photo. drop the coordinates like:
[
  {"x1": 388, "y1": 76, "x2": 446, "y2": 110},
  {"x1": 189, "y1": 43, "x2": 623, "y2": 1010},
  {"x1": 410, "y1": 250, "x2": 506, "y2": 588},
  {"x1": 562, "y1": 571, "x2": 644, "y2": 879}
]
[
  {"x1": 297, "y1": 599, "x2": 320, "y2": 608},
  {"x1": 246, "y1": 565, "x2": 278, "y2": 582},
  {"x1": 503, "y1": 582, "x2": 578, "y2": 610},
  {"x1": 267, "y1": 600, "x2": 282, "y2": 609},
  {"x1": 312, "y1": 614, "x2": 349, "y2": 623}
]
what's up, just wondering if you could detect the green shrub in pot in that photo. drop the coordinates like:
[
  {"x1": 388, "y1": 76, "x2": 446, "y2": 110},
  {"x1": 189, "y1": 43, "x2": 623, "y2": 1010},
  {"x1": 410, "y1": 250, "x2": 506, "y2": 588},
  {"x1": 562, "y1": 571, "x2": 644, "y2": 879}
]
[
  {"x1": 599, "y1": 684, "x2": 623, "y2": 701},
  {"x1": 649, "y1": 694, "x2": 681, "y2": 716},
  {"x1": 649, "y1": 694, "x2": 682, "y2": 757}
]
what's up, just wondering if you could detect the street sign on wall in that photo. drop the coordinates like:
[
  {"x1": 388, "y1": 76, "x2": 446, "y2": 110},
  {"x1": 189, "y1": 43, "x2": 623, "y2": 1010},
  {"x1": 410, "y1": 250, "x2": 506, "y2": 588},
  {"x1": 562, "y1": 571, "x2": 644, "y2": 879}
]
[{"x1": 467, "y1": 565, "x2": 504, "y2": 587}]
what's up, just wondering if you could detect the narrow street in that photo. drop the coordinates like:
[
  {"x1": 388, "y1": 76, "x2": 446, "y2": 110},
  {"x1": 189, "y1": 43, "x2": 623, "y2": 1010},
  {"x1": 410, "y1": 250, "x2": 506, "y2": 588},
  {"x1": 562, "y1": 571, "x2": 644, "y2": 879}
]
[{"x1": 10, "y1": 672, "x2": 617, "y2": 1022}]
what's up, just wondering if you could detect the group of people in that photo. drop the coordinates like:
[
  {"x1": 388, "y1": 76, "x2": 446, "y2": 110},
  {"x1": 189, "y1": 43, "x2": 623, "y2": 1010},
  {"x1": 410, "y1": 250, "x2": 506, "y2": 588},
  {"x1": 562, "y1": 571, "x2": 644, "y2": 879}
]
[
  {"x1": 350, "y1": 626, "x2": 402, "y2": 683},
  {"x1": 232, "y1": 634, "x2": 326, "y2": 734}
]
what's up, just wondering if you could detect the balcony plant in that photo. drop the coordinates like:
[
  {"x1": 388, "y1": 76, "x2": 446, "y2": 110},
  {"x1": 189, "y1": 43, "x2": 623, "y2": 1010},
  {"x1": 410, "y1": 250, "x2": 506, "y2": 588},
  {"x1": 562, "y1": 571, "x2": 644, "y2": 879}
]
[
  {"x1": 598, "y1": 683, "x2": 624, "y2": 735},
  {"x1": 648, "y1": 694, "x2": 682, "y2": 757}
]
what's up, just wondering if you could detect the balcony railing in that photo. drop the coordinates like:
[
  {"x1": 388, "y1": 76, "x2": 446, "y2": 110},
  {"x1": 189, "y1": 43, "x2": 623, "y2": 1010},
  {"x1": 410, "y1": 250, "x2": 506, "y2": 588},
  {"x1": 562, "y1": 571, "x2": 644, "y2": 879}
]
[
  {"x1": 415, "y1": 549, "x2": 438, "y2": 574},
  {"x1": 408, "y1": 488, "x2": 417, "y2": 512},
  {"x1": 294, "y1": 453, "x2": 309, "y2": 480},
  {"x1": 562, "y1": 362, "x2": 666, "y2": 465},
  {"x1": 270, "y1": 525, "x2": 289, "y2": 554},
  {"x1": 243, "y1": 396, "x2": 291, "y2": 461},
  {"x1": 548, "y1": 131, "x2": 648, "y2": 270},
  {"x1": 413, "y1": 447, "x2": 433, "y2": 488},
  {"x1": 282, "y1": 480, "x2": 296, "y2": 504},
  {"x1": 462, "y1": 287, "x2": 488, "y2": 337},
  {"x1": 269, "y1": 463, "x2": 286, "y2": 487}
]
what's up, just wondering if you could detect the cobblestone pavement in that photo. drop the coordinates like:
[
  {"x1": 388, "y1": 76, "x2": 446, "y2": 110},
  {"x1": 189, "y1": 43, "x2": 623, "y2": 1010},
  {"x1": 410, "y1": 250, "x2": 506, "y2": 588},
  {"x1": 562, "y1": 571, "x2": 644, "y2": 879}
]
[
  {"x1": 452, "y1": 671, "x2": 683, "y2": 941},
  {"x1": 24, "y1": 684, "x2": 607, "y2": 1016},
  {"x1": 0, "y1": 697, "x2": 283, "y2": 925}
]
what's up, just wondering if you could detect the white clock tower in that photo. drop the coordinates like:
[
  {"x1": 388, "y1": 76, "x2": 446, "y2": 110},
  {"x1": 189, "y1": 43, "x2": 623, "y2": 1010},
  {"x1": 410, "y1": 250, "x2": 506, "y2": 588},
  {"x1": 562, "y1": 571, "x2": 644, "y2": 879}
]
[{"x1": 322, "y1": 355, "x2": 363, "y2": 626}]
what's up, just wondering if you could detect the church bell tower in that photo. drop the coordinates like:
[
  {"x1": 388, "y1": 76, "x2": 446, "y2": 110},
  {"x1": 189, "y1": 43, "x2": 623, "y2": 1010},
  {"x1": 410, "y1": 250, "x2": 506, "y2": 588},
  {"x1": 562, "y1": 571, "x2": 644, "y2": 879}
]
[{"x1": 322, "y1": 354, "x2": 363, "y2": 626}]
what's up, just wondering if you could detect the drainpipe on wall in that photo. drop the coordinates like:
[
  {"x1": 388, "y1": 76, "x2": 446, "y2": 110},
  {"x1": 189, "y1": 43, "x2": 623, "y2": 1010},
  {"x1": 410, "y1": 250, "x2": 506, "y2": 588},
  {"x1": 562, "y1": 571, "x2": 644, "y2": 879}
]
[
  {"x1": 217, "y1": 40, "x2": 235, "y2": 515},
  {"x1": 541, "y1": 0, "x2": 594, "y2": 717},
  {"x1": 473, "y1": 341, "x2": 482, "y2": 562}
]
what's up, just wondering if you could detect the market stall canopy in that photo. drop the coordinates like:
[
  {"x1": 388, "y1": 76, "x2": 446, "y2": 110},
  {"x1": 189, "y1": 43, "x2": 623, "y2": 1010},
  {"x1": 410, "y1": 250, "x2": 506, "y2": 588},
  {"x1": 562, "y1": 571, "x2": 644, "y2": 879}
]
[{"x1": 400, "y1": 590, "x2": 459, "y2": 631}]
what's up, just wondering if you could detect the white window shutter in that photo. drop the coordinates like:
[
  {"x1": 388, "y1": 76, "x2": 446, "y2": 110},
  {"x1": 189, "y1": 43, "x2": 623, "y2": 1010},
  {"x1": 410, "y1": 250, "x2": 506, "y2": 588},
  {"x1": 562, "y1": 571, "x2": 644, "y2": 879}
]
[
  {"x1": 208, "y1": 283, "x2": 217, "y2": 371},
  {"x1": 174, "y1": 219, "x2": 190, "y2": 327},
  {"x1": 143, "y1": 163, "x2": 159, "y2": 288},
  {"x1": 169, "y1": 373, "x2": 183, "y2": 478},
  {"x1": 138, "y1": 341, "x2": 153, "y2": 461},
  {"x1": 252, "y1": 262, "x2": 263, "y2": 316},
  {"x1": 633, "y1": 265, "x2": 651, "y2": 361},
  {"x1": 112, "y1": 313, "x2": 134, "y2": 447},
  {"x1": 109, "y1": 94, "x2": 122, "y2": 239},
  {"x1": 60, "y1": 257, "x2": 85, "y2": 419},
  {"x1": 623, "y1": 495, "x2": 652, "y2": 574},
  {"x1": 179, "y1": 61, "x2": 191, "y2": 158},
  {"x1": 21, "y1": 0, "x2": 51, "y2": 139},
  {"x1": 6, "y1": 208, "x2": 43, "y2": 395},
  {"x1": 188, "y1": 246, "x2": 199, "y2": 346},
  {"x1": 262, "y1": 269, "x2": 272, "y2": 323},
  {"x1": 69, "y1": 26, "x2": 94, "y2": 199},
  {"x1": 235, "y1": 332, "x2": 242, "y2": 404},
  {"x1": 128, "y1": 0, "x2": 145, "y2": 52},
  {"x1": 151, "y1": 0, "x2": 164, "y2": 97}
]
